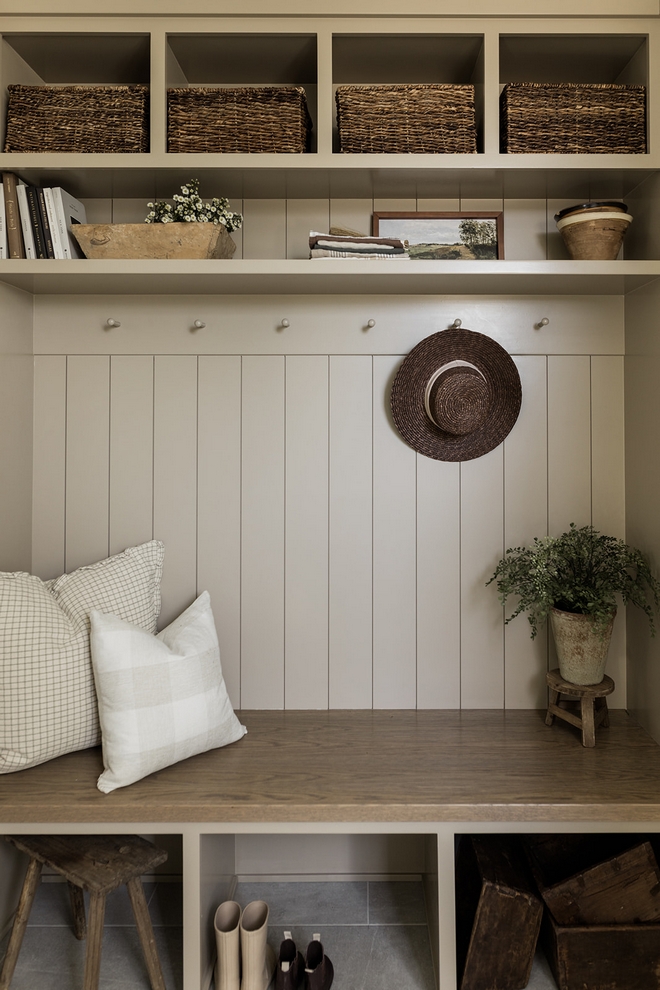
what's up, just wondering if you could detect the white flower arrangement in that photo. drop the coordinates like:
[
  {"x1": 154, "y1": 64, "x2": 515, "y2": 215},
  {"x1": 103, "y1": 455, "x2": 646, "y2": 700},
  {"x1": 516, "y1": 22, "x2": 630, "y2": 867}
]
[{"x1": 145, "y1": 179, "x2": 243, "y2": 232}]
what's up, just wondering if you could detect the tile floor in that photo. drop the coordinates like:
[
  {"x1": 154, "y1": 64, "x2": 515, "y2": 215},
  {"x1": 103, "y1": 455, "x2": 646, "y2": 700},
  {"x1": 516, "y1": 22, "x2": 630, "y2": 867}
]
[
  {"x1": 0, "y1": 876, "x2": 559, "y2": 990},
  {"x1": 232, "y1": 879, "x2": 436, "y2": 990},
  {"x1": 0, "y1": 878, "x2": 183, "y2": 990}
]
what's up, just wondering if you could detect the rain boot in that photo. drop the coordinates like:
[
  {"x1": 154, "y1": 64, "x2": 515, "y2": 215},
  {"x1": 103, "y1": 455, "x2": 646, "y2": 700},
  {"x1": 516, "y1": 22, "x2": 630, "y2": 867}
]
[
  {"x1": 214, "y1": 901, "x2": 241, "y2": 990},
  {"x1": 240, "y1": 900, "x2": 276, "y2": 990}
]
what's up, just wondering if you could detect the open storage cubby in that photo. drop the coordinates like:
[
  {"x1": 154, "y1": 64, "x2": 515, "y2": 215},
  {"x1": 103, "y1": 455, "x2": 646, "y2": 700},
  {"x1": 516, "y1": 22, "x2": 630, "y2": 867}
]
[
  {"x1": 200, "y1": 832, "x2": 439, "y2": 990},
  {"x1": 331, "y1": 33, "x2": 485, "y2": 152},
  {"x1": 165, "y1": 33, "x2": 318, "y2": 154},
  {"x1": 0, "y1": 32, "x2": 151, "y2": 152}
]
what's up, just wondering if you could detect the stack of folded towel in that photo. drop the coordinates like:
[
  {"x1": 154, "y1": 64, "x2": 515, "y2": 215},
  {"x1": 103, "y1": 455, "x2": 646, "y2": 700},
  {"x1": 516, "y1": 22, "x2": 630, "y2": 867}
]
[{"x1": 309, "y1": 230, "x2": 409, "y2": 259}]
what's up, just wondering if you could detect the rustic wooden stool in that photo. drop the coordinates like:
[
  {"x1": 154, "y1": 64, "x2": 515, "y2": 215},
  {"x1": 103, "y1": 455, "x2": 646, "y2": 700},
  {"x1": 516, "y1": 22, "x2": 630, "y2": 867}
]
[
  {"x1": 0, "y1": 834, "x2": 168, "y2": 990},
  {"x1": 545, "y1": 668, "x2": 615, "y2": 747}
]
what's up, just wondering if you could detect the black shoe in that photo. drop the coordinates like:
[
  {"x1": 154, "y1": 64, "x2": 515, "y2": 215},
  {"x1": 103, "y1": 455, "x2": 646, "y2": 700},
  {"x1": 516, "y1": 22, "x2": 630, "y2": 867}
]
[
  {"x1": 304, "y1": 934, "x2": 333, "y2": 990},
  {"x1": 275, "y1": 931, "x2": 304, "y2": 990}
]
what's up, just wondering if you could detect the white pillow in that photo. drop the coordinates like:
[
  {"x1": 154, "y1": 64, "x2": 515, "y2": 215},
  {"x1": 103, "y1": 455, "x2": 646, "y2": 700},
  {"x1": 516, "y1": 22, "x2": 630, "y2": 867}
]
[
  {"x1": 0, "y1": 541, "x2": 164, "y2": 773},
  {"x1": 90, "y1": 591, "x2": 246, "y2": 793}
]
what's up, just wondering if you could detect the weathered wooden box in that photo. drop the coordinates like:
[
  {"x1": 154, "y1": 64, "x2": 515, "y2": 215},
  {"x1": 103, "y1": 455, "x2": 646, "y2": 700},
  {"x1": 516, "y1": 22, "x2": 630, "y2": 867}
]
[
  {"x1": 455, "y1": 835, "x2": 542, "y2": 990},
  {"x1": 524, "y1": 835, "x2": 660, "y2": 925},
  {"x1": 543, "y1": 912, "x2": 660, "y2": 990}
]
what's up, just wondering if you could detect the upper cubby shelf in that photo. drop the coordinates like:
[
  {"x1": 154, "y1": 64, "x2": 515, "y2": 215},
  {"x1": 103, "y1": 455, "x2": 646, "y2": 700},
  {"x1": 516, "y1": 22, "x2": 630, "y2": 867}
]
[{"x1": 0, "y1": 16, "x2": 656, "y2": 187}]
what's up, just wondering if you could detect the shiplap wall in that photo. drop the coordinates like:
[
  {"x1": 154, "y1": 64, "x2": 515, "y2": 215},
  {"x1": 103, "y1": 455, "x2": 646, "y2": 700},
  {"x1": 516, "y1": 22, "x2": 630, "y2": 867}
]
[
  {"x1": 0, "y1": 283, "x2": 33, "y2": 574},
  {"x1": 30, "y1": 285, "x2": 625, "y2": 712},
  {"x1": 81, "y1": 194, "x2": 628, "y2": 262}
]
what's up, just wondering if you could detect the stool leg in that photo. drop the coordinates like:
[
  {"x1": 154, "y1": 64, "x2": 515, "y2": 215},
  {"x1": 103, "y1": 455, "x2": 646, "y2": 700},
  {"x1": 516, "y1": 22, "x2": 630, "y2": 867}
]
[
  {"x1": 68, "y1": 882, "x2": 87, "y2": 940},
  {"x1": 0, "y1": 857, "x2": 42, "y2": 990},
  {"x1": 581, "y1": 695, "x2": 596, "y2": 748},
  {"x1": 82, "y1": 892, "x2": 106, "y2": 990},
  {"x1": 600, "y1": 697, "x2": 610, "y2": 728},
  {"x1": 127, "y1": 877, "x2": 166, "y2": 990},
  {"x1": 545, "y1": 688, "x2": 559, "y2": 726}
]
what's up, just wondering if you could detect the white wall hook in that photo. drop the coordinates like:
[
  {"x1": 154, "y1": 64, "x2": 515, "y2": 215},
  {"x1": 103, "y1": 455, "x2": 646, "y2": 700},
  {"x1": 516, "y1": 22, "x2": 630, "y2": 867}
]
[
  {"x1": 192, "y1": 320, "x2": 206, "y2": 330},
  {"x1": 451, "y1": 318, "x2": 462, "y2": 328},
  {"x1": 366, "y1": 319, "x2": 376, "y2": 329},
  {"x1": 105, "y1": 318, "x2": 121, "y2": 328},
  {"x1": 535, "y1": 317, "x2": 550, "y2": 329},
  {"x1": 279, "y1": 319, "x2": 290, "y2": 329}
]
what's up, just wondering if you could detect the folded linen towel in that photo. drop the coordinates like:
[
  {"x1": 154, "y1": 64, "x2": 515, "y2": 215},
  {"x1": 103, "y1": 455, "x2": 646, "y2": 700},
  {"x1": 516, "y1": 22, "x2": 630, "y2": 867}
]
[
  {"x1": 309, "y1": 230, "x2": 406, "y2": 252},
  {"x1": 311, "y1": 248, "x2": 411, "y2": 259}
]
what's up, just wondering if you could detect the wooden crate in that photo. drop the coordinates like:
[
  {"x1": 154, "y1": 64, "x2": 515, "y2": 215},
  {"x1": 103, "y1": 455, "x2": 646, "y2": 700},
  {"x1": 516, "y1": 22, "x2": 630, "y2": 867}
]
[
  {"x1": 524, "y1": 835, "x2": 660, "y2": 925},
  {"x1": 500, "y1": 82, "x2": 646, "y2": 154},
  {"x1": 336, "y1": 84, "x2": 477, "y2": 154},
  {"x1": 543, "y1": 912, "x2": 660, "y2": 990},
  {"x1": 455, "y1": 835, "x2": 543, "y2": 990}
]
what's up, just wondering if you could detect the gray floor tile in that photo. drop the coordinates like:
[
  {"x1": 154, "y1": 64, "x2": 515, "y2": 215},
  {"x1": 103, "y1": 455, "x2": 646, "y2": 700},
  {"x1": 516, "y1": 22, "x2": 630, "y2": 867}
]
[
  {"x1": 23, "y1": 881, "x2": 74, "y2": 926},
  {"x1": 0, "y1": 881, "x2": 183, "y2": 990},
  {"x1": 368, "y1": 881, "x2": 427, "y2": 925},
  {"x1": 236, "y1": 881, "x2": 368, "y2": 926},
  {"x1": 266, "y1": 924, "x2": 435, "y2": 990},
  {"x1": 147, "y1": 882, "x2": 184, "y2": 926},
  {"x1": 527, "y1": 947, "x2": 559, "y2": 989}
]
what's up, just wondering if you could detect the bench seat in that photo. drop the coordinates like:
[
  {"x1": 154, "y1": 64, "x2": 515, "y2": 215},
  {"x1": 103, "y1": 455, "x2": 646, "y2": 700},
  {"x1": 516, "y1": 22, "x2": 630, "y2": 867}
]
[{"x1": 1, "y1": 709, "x2": 660, "y2": 825}]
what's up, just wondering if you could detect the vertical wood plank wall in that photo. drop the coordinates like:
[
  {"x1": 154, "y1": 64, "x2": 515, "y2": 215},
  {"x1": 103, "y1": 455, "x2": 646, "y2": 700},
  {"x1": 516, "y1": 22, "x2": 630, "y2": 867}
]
[
  {"x1": 25, "y1": 190, "x2": 628, "y2": 712},
  {"x1": 30, "y1": 279, "x2": 625, "y2": 712}
]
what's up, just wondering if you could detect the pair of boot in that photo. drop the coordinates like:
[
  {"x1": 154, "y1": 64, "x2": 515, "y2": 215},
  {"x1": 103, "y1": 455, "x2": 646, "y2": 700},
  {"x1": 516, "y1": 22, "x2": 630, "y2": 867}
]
[
  {"x1": 214, "y1": 900, "x2": 276, "y2": 990},
  {"x1": 275, "y1": 932, "x2": 333, "y2": 990}
]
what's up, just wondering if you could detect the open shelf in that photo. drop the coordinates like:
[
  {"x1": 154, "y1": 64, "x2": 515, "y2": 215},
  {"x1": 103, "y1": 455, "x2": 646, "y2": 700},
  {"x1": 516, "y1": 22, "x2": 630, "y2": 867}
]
[{"x1": 1, "y1": 258, "x2": 659, "y2": 295}]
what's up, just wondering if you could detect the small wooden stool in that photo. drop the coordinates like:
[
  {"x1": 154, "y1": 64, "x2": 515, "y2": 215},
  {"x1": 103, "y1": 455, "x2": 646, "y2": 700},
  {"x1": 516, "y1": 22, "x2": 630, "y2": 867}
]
[
  {"x1": 0, "y1": 834, "x2": 168, "y2": 990},
  {"x1": 545, "y1": 668, "x2": 614, "y2": 747}
]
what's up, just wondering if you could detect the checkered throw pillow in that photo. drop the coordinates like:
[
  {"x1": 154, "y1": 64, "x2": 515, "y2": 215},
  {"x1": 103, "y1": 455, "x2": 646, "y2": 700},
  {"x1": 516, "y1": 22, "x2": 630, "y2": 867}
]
[
  {"x1": 90, "y1": 591, "x2": 246, "y2": 792},
  {"x1": 0, "y1": 541, "x2": 164, "y2": 773}
]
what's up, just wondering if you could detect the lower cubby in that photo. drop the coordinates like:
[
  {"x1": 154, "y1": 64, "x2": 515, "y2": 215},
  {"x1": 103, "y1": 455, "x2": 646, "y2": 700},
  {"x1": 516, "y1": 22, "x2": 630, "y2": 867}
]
[
  {"x1": 0, "y1": 833, "x2": 183, "y2": 990},
  {"x1": 200, "y1": 832, "x2": 439, "y2": 990},
  {"x1": 455, "y1": 832, "x2": 660, "y2": 990}
]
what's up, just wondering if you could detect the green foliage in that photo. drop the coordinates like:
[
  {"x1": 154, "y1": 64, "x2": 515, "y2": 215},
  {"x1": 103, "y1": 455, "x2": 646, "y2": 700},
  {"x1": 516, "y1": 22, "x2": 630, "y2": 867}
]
[
  {"x1": 458, "y1": 218, "x2": 497, "y2": 248},
  {"x1": 487, "y1": 523, "x2": 660, "y2": 639},
  {"x1": 145, "y1": 179, "x2": 243, "y2": 232}
]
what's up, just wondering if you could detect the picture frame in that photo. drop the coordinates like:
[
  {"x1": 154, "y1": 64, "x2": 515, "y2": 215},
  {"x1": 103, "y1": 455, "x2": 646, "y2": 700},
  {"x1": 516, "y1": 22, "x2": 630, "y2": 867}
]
[{"x1": 372, "y1": 212, "x2": 504, "y2": 261}]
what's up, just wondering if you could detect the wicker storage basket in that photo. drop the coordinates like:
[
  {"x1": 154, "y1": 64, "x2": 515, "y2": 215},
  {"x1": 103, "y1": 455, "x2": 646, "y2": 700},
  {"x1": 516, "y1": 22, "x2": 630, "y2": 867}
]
[
  {"x1": 500, "y1": 82, "x2": 646, "y2": 154},
  {"x1": 4, "y1": 84, "x2": 149, "y2": 154},
  {"x1": 336, "y1": 84, "x2": 477, "y2": 154},
  {"x1": 167, "y1": 86, "x2": 312, "y2": 153}
]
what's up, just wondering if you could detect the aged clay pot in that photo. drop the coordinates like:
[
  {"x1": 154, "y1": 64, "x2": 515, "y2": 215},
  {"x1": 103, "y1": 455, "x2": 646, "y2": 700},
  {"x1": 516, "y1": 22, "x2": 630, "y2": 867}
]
[{"x1": 549, "y1": 607, "x2": 616, "y2": 685}]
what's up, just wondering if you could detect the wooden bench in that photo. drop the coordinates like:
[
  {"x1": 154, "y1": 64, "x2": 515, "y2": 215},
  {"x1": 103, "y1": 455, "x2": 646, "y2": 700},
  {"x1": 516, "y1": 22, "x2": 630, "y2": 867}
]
[{"x1": 2, "y1": 710, "x2": 660, "y2": 990}]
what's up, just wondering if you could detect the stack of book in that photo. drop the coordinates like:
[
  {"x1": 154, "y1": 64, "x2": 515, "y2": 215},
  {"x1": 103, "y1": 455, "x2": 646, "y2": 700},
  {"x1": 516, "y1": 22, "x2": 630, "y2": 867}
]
[{"x1": 0, "y1": 172, "x2": 87, "y2": 260}]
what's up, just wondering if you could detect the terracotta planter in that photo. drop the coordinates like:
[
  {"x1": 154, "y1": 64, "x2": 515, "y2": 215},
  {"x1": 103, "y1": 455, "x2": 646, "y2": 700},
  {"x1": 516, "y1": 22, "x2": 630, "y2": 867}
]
[
  {"x1": 554, "y1": 201, "x2": 632, "y2": 261},
  {"x1": 549, "y1": 607, "x2": 616, "y2": 685},
  {"x1": 71, "y1": 222, "x2": 237, "y2": 260}
]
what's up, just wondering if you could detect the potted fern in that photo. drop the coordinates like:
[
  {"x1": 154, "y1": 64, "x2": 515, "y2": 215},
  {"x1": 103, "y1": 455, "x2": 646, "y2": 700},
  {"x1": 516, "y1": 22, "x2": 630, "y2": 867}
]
[{"x1": 488, "y1": 524, "x2": 660, "y2": 685}]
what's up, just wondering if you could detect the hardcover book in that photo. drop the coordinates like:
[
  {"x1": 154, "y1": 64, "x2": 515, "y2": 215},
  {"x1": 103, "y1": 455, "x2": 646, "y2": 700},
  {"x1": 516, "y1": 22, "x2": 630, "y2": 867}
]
[
  {"x1": 49, "y1": 187, "x2": 88, "y2": 259},
  {"x1": 16, "y1": 181, "x2": 36, "y2": 260},
  {"x1": 2, "y1": 172, "x2": 25, "y2": 259},
  {"x1": 0, "y1": 184, "x2": 7, "y2": 260}
]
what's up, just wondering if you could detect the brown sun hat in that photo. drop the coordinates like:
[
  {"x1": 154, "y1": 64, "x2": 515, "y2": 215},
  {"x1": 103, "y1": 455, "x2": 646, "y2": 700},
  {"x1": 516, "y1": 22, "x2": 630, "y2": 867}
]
[{"x1": 390, "y1": 327, "x2": 522, "y2": 462}]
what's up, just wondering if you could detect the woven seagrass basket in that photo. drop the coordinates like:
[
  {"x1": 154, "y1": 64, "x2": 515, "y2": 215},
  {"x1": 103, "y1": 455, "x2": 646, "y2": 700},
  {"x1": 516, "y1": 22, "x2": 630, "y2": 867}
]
[
  {"x1": 500, "y1": 82, "x2": 646, "y2": 154},
  {"x1": 335, "y1": 84, "x2": 477, "y2": 154},
  {"x1": 167, "y1": 86, "x2": 312, "y2": 153},
  {"x1": 4, "y1": 84, "x2": 149, "y2": 153}
]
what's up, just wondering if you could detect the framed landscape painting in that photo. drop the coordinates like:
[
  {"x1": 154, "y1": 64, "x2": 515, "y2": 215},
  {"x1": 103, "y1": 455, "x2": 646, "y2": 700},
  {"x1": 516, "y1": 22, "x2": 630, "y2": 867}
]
[{"x1": 372, "y1": 212, "x2": 504, "y2": 260}]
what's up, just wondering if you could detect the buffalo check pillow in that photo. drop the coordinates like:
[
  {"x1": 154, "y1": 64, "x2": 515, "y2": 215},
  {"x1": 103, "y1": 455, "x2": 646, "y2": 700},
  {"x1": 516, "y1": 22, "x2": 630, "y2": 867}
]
[
  {"x1": 90, "y1": 591, "x2": 246, "y2": 793},
  {"x1": 0, "y1": 541, "x2": 164, "y2": 773}
]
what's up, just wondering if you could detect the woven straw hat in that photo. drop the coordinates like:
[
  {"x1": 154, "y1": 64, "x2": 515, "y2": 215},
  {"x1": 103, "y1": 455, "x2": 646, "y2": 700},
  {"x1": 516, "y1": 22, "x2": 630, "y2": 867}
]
[{"x1": 390, "y1": 328, "x2": 522, "y2": 462}]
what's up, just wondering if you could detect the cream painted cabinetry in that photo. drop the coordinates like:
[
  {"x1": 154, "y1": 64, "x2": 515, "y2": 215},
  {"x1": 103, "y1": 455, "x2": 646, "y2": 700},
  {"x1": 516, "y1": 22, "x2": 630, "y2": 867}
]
[
  {"x1": 0, "y1": 15, "x2": 659, "y2": 295},
  {"x1": 1, "y1": 9, "x2": 660, "y2": 990}
]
